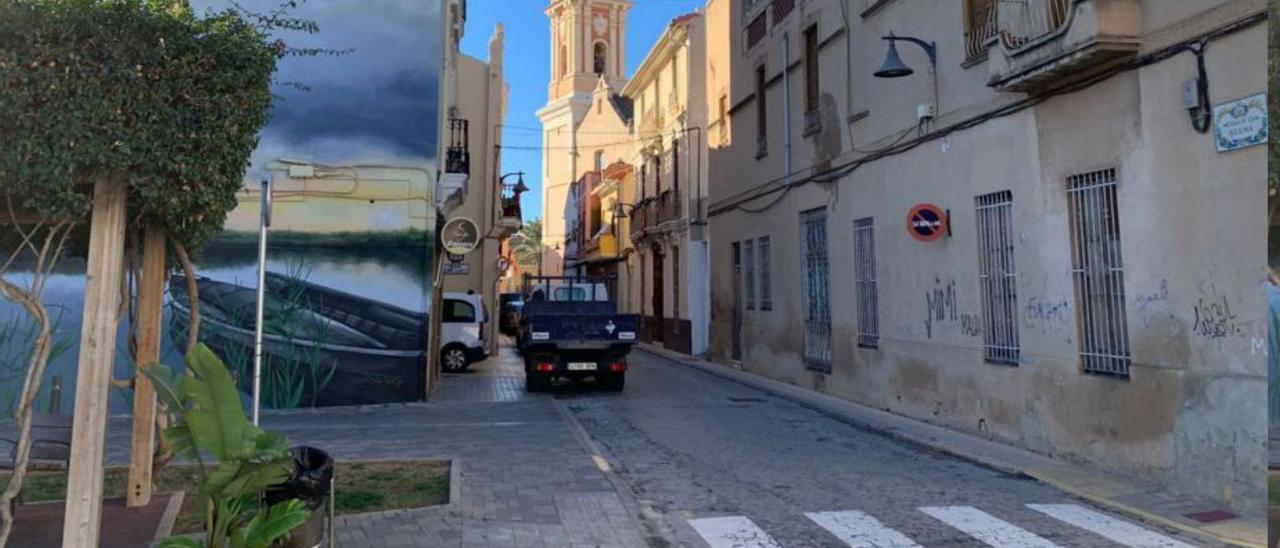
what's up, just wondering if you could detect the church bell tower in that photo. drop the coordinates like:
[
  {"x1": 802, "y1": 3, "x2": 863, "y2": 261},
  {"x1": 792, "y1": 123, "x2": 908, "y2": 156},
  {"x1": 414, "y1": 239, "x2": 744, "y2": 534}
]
[{"x1": 538, "y1": 0, "x2": 632, "y2": 275}]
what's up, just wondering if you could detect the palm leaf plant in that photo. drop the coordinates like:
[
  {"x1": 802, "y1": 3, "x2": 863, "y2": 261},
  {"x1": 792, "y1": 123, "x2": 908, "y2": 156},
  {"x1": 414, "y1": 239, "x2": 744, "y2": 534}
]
[
  {"x1": 510, "y1": 218, "x2": 543, "y2": 275},
  {"x1": 141, "y1": 344, "x2": 311, "y2": 548}
]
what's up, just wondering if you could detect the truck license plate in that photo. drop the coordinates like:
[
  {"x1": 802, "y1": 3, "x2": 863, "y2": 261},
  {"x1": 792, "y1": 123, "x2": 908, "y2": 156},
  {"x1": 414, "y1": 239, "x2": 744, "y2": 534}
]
[{"x1": 567, "y1": 362, "x2": 596, "y2": 371}]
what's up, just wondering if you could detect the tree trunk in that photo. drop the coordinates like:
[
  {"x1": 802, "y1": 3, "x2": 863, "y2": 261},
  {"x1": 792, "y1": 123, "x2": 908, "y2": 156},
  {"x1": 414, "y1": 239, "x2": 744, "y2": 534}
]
[{"x1": 0, "y1": 284, "x2": 55, "y2": 548}]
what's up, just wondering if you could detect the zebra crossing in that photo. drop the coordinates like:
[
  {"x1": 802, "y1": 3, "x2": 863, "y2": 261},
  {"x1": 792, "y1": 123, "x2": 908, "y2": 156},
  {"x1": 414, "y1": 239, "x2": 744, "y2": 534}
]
[{"x1": 686, "y1": 503, "x2": 1196, "y2": 548}]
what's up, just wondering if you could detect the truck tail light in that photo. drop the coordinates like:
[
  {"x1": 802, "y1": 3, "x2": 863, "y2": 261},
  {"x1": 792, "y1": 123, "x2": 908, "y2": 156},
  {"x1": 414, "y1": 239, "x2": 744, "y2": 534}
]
[
  {"x1": 610, "y1": 363, "x2": 627, "y2": 373},
  {"x1": 535, "y1": 362, "x2": 555, "y2": 372}
]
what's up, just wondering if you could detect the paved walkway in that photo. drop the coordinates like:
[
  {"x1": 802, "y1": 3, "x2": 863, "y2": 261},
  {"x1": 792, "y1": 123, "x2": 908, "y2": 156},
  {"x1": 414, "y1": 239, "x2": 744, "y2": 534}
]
[{"x1": 87, "y1": 343, "x2": 650, "y2": 547}]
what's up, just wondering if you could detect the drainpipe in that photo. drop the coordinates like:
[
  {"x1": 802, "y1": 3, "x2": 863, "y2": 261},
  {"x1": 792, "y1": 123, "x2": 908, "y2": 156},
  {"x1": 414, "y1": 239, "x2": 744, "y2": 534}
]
[
  {"x1": 839, "y1": 0, "x2": 856, "y2": 148},
  {"x1": 781, "y1": 33, "x2": 792, "y2": 187}
]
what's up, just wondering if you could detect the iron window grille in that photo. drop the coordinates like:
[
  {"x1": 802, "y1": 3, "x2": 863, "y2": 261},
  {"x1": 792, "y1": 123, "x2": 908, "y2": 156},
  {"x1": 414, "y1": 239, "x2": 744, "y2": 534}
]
[
  {"x1": 758, "y1": 236, "x2": 772, "y2": 311},
  {"x1": 853, "y1": 218, "x2": 878, "y2": 348},
  {"x1": 744, "y1": 239, "x2": 756, "y2": 310},
  {"x1": 975, "y1": 191, "x2": 1019, "y2": 365},
  {"x1": 1067, "y1": 168, "x2": 1131, "y2": 378},
  {"x1": 802, "y1": 208, "x2": 832, "y2": 372}
]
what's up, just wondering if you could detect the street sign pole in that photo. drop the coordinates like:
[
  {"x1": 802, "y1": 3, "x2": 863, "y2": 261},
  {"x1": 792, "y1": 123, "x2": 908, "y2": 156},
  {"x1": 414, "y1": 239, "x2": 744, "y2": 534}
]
[{"x1": 252, "y1": 179, "x2": 271, "y2": 426}]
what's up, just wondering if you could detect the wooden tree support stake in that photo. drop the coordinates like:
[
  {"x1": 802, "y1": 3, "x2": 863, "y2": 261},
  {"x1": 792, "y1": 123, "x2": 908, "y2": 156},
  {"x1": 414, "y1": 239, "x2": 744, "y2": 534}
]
[
  {"x1": 62, "y1": 178, "x2": 128, "y2": 547},
  {"x1": 126, "y1": 226, "x2": 165, "y2": 508}
]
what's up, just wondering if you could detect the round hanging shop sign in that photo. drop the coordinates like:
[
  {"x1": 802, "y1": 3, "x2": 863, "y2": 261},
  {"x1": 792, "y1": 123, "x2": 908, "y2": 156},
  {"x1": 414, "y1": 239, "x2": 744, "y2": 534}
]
[
  {"x1": 906, "y1": 204, "x2": 947, "y2": 242},
  {"x1": 442, "y1": 216, "x2": 481, "y2": 255}
]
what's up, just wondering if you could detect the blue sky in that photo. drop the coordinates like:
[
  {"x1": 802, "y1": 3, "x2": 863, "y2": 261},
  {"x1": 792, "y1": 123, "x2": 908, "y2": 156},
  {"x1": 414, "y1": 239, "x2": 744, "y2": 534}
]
[{"x1": 460, "y1": 0, "x2": 705, "y2": 220}]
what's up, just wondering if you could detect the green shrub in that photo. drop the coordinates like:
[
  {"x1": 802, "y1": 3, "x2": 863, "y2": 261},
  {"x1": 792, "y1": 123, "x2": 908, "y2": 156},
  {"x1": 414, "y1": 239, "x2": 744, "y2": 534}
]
[{"x1": 0, "y1": 0, "x2": 277, "y2": 254}]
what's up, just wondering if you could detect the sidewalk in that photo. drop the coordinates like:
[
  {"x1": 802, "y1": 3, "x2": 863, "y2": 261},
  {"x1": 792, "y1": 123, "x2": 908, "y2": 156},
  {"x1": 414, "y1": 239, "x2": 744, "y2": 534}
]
[
  {"x1": 81, "y1": 343, "x2": 650, "y2": 548},
  {"x1": 638, "y1": 343, "x2": 1267, "y2": 548},
  {"x1": 325, "y1": 344, "x2": 650, "y2": 547}
]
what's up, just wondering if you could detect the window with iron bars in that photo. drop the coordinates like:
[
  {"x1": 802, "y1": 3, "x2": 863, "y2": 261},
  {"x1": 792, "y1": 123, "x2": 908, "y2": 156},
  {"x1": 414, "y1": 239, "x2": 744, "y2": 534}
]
[
  {"x1": 975, "y1": 191, "x2": 1019, "y2": 365},
  {"x1": 1067, "y1": 168, "x2": 1131, "y2": 378},
  {"x1": 802, "y1": 208, "x2": 832, "y2": 372},
  {"x1": 853, "y1": 218, "x2": 878, "y2": 348},
  {"x1": 744, "y1": 239, "x2": 756, "y2": 310},
  {"x1": 758, "y1": 236, "x2": 772, "y2": 311}
]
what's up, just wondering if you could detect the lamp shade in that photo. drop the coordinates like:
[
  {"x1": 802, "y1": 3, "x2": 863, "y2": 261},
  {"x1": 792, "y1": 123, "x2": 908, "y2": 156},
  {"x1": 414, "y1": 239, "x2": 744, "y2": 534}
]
[{"x1": 874, "y1": 41, "x2": 914, "y2": 78}]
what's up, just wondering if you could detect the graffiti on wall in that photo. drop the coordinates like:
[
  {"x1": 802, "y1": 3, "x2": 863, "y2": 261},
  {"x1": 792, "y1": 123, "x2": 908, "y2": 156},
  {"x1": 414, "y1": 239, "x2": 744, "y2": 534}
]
[
  {"x1": 924, "y1": 277, "x2": 981, "y2": 338},
  {"x1": 1192, "y1": 287, "x2": 1248, "y2": 339},
  {"x1": 1023, "y1": 297, "x2": 1070, "y2": 332}
]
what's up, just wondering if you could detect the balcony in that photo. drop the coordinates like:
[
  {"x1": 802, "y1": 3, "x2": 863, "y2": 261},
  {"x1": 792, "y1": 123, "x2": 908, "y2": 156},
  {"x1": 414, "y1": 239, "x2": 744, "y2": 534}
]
[
  {"x1": 496, "y1": 194, "x2": 522, "y2": 238},
  {"x1": 445, "y1": 118, "x2": 470, "y2": 174},
  {"x1": 438, "y1": 118, "x2": 470, "y2": 210},
  {"x1": 640, "y1": 107, "x2": 662, "y2": 136},
  {"x1": 657, "y1": 189, "x2": 683, "y2": 224},
  {"x1": 986, "y1": 0, "x2": 1140, "y2": 93},
  {"x1": 629, "y1": 198, "x2": 656, "y2": 241}
]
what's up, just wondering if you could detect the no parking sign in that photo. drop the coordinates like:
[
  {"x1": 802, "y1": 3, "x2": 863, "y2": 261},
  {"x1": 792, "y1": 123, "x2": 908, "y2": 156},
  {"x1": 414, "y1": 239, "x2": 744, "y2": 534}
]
[{"x1": 906, "y1": 204, "x2": 947, "y2": 242}]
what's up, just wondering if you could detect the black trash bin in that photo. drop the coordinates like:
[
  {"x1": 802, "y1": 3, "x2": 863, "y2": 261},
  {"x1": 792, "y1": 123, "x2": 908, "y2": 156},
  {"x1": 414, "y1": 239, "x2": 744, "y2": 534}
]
[{"x1": 265, "y1": 446, "x2": 334, "y2": 548}]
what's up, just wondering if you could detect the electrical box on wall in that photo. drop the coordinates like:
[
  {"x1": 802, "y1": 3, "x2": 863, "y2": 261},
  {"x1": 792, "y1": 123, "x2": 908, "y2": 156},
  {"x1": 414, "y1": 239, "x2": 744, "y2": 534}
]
[{"x1": 916, "y1": 103, "x2": 935, "y2": 122}]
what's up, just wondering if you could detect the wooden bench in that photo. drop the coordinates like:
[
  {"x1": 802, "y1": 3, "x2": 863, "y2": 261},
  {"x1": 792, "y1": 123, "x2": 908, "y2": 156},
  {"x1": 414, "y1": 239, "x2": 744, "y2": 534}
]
[{"x1": 1, "y1": 413, "x2": 72, "y2": 514}]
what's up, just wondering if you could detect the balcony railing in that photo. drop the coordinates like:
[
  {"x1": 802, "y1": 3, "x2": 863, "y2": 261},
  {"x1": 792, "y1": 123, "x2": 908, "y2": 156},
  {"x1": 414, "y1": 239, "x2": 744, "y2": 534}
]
[
  {"x1": 629, "y1": 198, "x2": 656, "y2": 240},
  {"x1": 772, "y1": 0, "x2": 795, "y2": 22},
  {"x1": 445, "y1": 118, "x2": 470, "y2": 175},
  {"x1": 964, "y1": 0, "x2": 999, "y2": 61},
  {"x1": 640, "y1": 107, "x2": 661, "y2": 136},
  {"x1": 1000, "y1": 0, "x2": 1070, "y2": 49},
  {"x1": 500, "y1": 195, "x2": 521, "y2": 221},
  {"x1": 745, "y1": 11, "x2": 767, "y2": 49},
  {"x1": 657, "y1": 190, "x2": 683, "y2": 224},
  {"x1": 985, "y1": 0, "x2": 1140, "y2": 92}
]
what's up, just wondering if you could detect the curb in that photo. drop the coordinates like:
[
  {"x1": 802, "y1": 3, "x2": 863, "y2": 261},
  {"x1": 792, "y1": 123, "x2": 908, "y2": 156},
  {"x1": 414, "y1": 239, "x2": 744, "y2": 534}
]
[
  {"x1": 637, "y1": 346, "x2": 1260, "y2": 548},
  {"x1": 554, "y1": 400, "x2": 667, "y2": 545},
  {"x1": 149, "y1": 491, "x2": 185, "y2": 547}
]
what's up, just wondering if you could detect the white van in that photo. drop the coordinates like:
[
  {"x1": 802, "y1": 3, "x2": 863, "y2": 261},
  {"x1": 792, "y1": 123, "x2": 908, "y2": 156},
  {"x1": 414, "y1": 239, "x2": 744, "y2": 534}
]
[{"x1": 440, "y1": 292, "x2": 487, "y2": 371}]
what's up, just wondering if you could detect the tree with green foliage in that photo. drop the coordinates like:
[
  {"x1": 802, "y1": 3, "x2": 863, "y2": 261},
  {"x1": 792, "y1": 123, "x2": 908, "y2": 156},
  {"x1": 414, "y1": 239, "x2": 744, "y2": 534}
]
[{"x1": 0, "y1": 1, "x2": 281, "y2": 544}]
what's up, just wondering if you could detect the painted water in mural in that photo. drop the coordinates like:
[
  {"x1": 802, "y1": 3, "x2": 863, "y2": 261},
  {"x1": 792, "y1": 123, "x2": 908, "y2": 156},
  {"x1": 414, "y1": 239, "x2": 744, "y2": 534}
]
[{"x1": 0, "y1": 0, "x2": 442, "y2": 416}]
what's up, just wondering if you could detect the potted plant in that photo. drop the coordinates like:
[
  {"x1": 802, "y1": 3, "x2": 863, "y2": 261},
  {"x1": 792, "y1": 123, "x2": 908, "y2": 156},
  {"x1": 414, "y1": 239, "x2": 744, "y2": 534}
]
[{"x1": 142, "y1": 344, "x2": 312, "y2": 548}]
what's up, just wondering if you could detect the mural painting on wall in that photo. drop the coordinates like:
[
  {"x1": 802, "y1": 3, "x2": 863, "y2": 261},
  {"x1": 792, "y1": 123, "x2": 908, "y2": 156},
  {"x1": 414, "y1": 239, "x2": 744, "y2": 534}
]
[{"x1": 0, "y1": 0, "x2": 442, "y2": 417}]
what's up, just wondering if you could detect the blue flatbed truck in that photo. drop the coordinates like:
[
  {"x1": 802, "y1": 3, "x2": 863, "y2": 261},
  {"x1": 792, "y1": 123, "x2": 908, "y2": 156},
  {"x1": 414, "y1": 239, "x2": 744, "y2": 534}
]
[{"x1": 517, "y1": 275, "x2": 639, "y2": 391}]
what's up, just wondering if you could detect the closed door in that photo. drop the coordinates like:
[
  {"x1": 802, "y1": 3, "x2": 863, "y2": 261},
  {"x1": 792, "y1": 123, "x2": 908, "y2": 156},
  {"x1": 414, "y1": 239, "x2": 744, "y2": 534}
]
[
  {"x1": 731, "y1": 242, "x2": 743, "y2": 361},
  {"x1": 652, "y1": 248, "x2": 665, "y2": 343}
]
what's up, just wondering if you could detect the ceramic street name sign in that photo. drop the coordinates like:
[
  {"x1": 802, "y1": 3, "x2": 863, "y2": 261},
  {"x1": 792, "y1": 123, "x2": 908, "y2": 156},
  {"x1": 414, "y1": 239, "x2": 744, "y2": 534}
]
[{"x1": 1213, "y1": 93, "x2": 1266, "y2": 153}]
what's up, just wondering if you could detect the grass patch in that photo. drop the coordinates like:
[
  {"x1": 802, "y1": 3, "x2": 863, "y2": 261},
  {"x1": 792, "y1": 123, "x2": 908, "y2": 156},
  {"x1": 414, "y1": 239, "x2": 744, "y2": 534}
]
[
  {"x1": 2, "y1": 460, "x2": 448, "y2": 534},
  {"x1": 1270, "y1": 473, "x2": 1280, "y2": 507}
]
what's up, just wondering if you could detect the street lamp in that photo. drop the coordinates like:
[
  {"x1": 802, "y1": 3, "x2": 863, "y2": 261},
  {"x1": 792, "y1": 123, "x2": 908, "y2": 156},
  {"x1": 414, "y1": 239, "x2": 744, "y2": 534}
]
[
  {"x1": 874, "y1": 32, "x2": 940, "y2": 127},
  {"x1": 874, "y1": 32, "x2": 936, "y2": 78}
]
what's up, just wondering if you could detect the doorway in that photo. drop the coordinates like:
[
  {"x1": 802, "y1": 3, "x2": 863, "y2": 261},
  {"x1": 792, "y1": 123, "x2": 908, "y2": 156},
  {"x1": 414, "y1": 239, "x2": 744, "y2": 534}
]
[
  {"x1": 651, "y1": 245, "x2": 665, "y2": 344},
  {"x1": 731, "y1": 241, "x2": 742, "y2": 361}
]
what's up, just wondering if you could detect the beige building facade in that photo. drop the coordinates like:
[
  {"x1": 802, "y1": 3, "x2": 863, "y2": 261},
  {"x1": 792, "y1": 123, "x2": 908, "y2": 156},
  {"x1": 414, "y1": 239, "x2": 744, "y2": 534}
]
[
  {"x1": 617, "y1": 12, "x2": 713, "y2": 355},
  {"x1": 437, "y1": 1, "x2": 515, "y2": 358},
  {"x1": 708, "y1": 0, "x2": 1267, "y2": 515}
]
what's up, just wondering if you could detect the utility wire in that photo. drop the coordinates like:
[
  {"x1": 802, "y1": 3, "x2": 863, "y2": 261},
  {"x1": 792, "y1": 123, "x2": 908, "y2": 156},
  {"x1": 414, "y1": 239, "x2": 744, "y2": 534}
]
[{"x1": 712, "y1": 10, "x2": 1265, "y2": 216}]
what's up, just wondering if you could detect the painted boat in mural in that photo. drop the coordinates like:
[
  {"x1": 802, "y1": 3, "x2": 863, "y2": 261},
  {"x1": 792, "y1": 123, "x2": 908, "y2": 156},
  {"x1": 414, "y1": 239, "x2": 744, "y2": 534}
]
[{"x1": 167, "y1": 272, "x2": 426, "y2": 407}]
